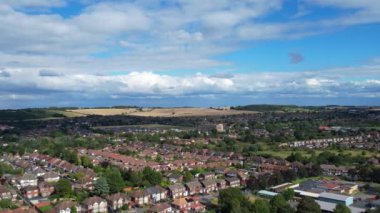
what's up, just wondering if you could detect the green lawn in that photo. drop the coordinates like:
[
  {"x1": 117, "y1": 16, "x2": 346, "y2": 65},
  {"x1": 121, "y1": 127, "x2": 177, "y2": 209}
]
[
  {"x1": 292, "y1": 176, "x2": 335, "y2": 184},
  {"x1": 93, "y1": 124, "x2": 193, "y2": 130},
  {"x1": 39, "y1": 205, "x2": 53, "y2": 212}
]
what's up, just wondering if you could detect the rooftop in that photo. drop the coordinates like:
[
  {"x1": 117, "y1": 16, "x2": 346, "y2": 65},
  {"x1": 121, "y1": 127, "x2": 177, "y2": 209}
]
[{"x1": 319, "y1": 192, "x2": 353, "y2": 201}]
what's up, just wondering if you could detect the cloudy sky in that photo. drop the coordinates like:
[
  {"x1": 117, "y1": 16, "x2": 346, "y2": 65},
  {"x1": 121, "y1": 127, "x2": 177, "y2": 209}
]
[{"x1": 0, "y1": 0, "x2": 379, "y2": 108}]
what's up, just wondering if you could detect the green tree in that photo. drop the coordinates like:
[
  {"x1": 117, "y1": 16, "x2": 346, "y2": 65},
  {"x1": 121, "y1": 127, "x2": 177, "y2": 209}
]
[
  {"x1": 18, "y1": 147, "x2": 25, "y2": 156},
  {"x1": 73, "y1": 172, "x2": 85, "y2": 181},
  {"x1": 296, "y1": 197, "x2": 321, "y2": 213},
  {"x1": 70, "y1": 206, "x2": 77, "y2": 213},
  {"x1": 219, "y1": 188, "x2": 253, "y2": 213},
  {"x1": 270, "y1": 194, "x2": 294, "y2": 213},
  {"x1": 142, "y1": 167, "x2": 162, "y2": 186},
  {"x1": 105, "y1": 167, "x2": 125, "y2": 193},
  {"x1": 121, "y1": 204, "x2": 129, "y2": 211},
  {"x1": 64, "y1": 150, "x2": 79, "y2": 165},
  {"x1": 281, "y1": 189, "x2": 295, "y2": 201},
  {"x1": 74, "y1": 191, "x2": 89, "y2": 203},
  {"x1": 81, "y1": 156, "x2": 93, "y2": 168},
  {"x1": 253, "y1": 199, "x2": 270, "y2": 213},
  {"x1": 55, "y1": 179, "x2": 73, "y2": 198},
  {"x1": 94, "y1": 177, "x2": 110, "y2": 197},
  {"x1": 123, "y1": 169, "x2": 143, "y2": 187},
  {"x1": 333, "y1": 204, "x2": 351, "y2": 213},
  {"x1": 155, "y1": 154, "x2": 162, "y2": 162},
  {"x1": 0, "y1": 199, "x2": 17, "y2": 210},
  {"x1": 183, "y1": 171, "x2": 193, "y2": 182}
]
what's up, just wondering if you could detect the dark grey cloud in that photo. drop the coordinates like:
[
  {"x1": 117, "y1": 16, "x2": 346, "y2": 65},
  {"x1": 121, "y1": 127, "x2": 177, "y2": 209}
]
[
  {"x1": 289, "y1": 52, "x2": 304, "y2": 64},
  {"x1": 39, "y1": 69, "x2": 63, "y2": 77},
  {"x1": 0, "y1": 70, "x2": 11, "y2": 77}
]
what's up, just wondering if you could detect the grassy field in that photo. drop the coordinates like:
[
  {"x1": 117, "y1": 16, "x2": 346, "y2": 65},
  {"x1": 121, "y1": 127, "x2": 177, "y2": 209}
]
[
  {"x1": 292, "y1": 176, "x2": 335, "y2": 184},
  {"x1": 93, "y1": 124, "x2": 194, "y2": 131},
  {"x1": 67, "y1": 107, "x2": 257, "y2": 117},
  {"x1": 47, "y1": 109, "x2": 86, "y2": 117},
  {"x1": 66, "y1": 108, "x2": 139, "y2": 116},
  {"x1": 0, "y1": 109, "x2": 65, "y2": 121}
]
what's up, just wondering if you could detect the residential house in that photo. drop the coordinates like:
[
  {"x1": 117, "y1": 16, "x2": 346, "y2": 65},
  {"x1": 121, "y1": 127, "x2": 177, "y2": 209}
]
[
  {"x1": 171, "y1": 197, "x2": 189, "y2": 213},
  {"x1": 73, "y1": 177, "x2": 94, "y2": 191},
  {"x1": 225, "y1": 177, "x2": 240, "y2": 188},
  {"x1": 320, "y1": 164, "x2": 350, "y2": 176},
  {"x1": 216, "y1": 179, "x2": 227, "y2": 190},
  {"x1": 225, "y1": 171, "x2": 238, "y2": 178},
  {"x1": 23, "y1": 186, "x2": 39, "y2": 199},
  {"x1": 186, "y1": 196, "x2": 205, "y2": 212},
  {"x1": 201, "y1": 179, "x2": 217, "y2": 194},
  {"x1": 107, "y1": 193, "x2": 129, "y2": 211},
  {"x1": 167, "y1": 174, "x2": 183, "y2": 184},
  {"x1": 172, "y1": 197, "x2": 205, "y2": 213},
  {"x1": 237, "y1": 171, "x2": 248, "y2": 186},
  {"x1": 38, "y1": 182, "x2": 55, "y2": 197},
  {"x1": 42, "y1": 172, "x2": 60, "y2": 183},
  {"x1": 185, "y1": 181, "x2": 204, "y2": 195},
  {"x1": 215, "y1": 167, "x2": 227, "y2": 175},
  {"x1": 168, "y1": 184, "x2": 187, "y2": 199},
  {"x1": 19, "y1": 174, "x2": 38, "y2": 188},
  {"x1": 147, "y1": 203, "x2": 172, "y2": 213},
  {"x1": 53, "y1": 201, "x2": 79, "y2": 213},
  {"x1": 82, "y1": 196, "x2": 108, "y2": 213},
  {"x1": 32, "y1": 167, "x2": 46, "y2": 177},
  {"x1": 198, "y1": 172, "x2": 215, "y2": 181},
  {"x1": 0, "y1": 185, "x2": 16, "y2": 201},
  {"x1": 145, "y1": 185, "x2": 167, "y2": 203},
  {"x1": 130, "y1": 190, "x2": 150, "y2": 206}
]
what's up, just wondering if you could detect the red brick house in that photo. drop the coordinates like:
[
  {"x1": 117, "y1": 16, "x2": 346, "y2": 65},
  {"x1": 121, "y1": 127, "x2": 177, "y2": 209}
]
[
  {"x1": 200, "y1": 179, "x2": 217, "y2": 194},
  {"x1": 185, "y1": 181, "x2": 204, "y2": 195},
  {"x1": 23, "y1": 186, "x2": 39, "y2": 199},
  {"x1": 38, "y1": 182, "x2": 55, "y2": 197},
  {"x1": 106, "y1": 193, "x2": 130, "y2": 211},
  {"x1": 168, "y1": 184, "x2": 187, "y2": 199},
  {"x1": 225, "y1": 177, "x2": 240, "y2": 188}
]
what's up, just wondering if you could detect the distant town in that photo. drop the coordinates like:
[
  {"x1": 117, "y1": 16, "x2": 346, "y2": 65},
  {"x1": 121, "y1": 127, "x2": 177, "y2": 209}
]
[{"x1": 0, "y1": 105, "x2": 379, "y2": 213}]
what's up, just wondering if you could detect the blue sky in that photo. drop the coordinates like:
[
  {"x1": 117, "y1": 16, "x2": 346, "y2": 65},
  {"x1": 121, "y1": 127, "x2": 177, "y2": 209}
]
[{"x1": 0, "y1": 0, "x2": 379, "y2": 108}]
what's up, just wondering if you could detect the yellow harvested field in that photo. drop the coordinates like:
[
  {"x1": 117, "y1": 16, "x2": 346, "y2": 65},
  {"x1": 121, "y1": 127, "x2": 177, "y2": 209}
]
[
  {"x1": 67, "y1": 107, "x2": 257, "y2": 117},
  {"x1": 67, "y1": 108, "x2": 139, "y2": 116}
]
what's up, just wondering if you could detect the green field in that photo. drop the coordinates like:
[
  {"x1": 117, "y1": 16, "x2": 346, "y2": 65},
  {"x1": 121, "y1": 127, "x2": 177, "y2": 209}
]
[
  {"x1": 292, "y1": 176, "x2": 335, "y2": 184},
  {"x1": 93, "y1": 124, "x2": 194, "y2": 131},
  {"x1": 0, "y1": 109, "x2": 66, "y2": 121}
]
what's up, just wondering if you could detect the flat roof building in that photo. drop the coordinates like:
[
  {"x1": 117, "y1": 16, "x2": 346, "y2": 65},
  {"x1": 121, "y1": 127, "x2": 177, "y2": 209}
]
[
  {"x1": 318, "y1": 192, "x2": 354, "y2": 206},
  {"x1": 316, "y1": 200, "x2": 364, "y2": 213},
  {"x1": 257, "y1": 190, "x2": 278, "y2": 199}
]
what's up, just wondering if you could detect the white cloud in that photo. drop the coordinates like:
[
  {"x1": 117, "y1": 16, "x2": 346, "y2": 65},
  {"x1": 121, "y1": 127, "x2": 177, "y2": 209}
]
[
  {"x1": 1, "y1": 0, "x2": 66, "y2": 9},
  {"x1": 0, "y1": 0, "x2": 379, "y2": 75},
  {"x1": 303, "y1": 0, "x2": 380, "y2": 26},
  {"x1": 72, "y1": 3, "x2": 150, "y2": 34},
  {"x1": 0, "y1": 64, "x2": 379, "y2": 104}
]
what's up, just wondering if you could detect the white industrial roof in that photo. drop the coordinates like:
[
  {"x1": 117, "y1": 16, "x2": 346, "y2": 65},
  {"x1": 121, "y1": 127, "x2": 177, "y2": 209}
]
[
  {"x1": 258, "y1": 190, "x2": 278, "y2": 197},
  {"x1": 316, "y1": 200, "x2": 365, "y2": 213},
  {"x1": 319, "y1": 192, "x2": 353, "y2": 201}
]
